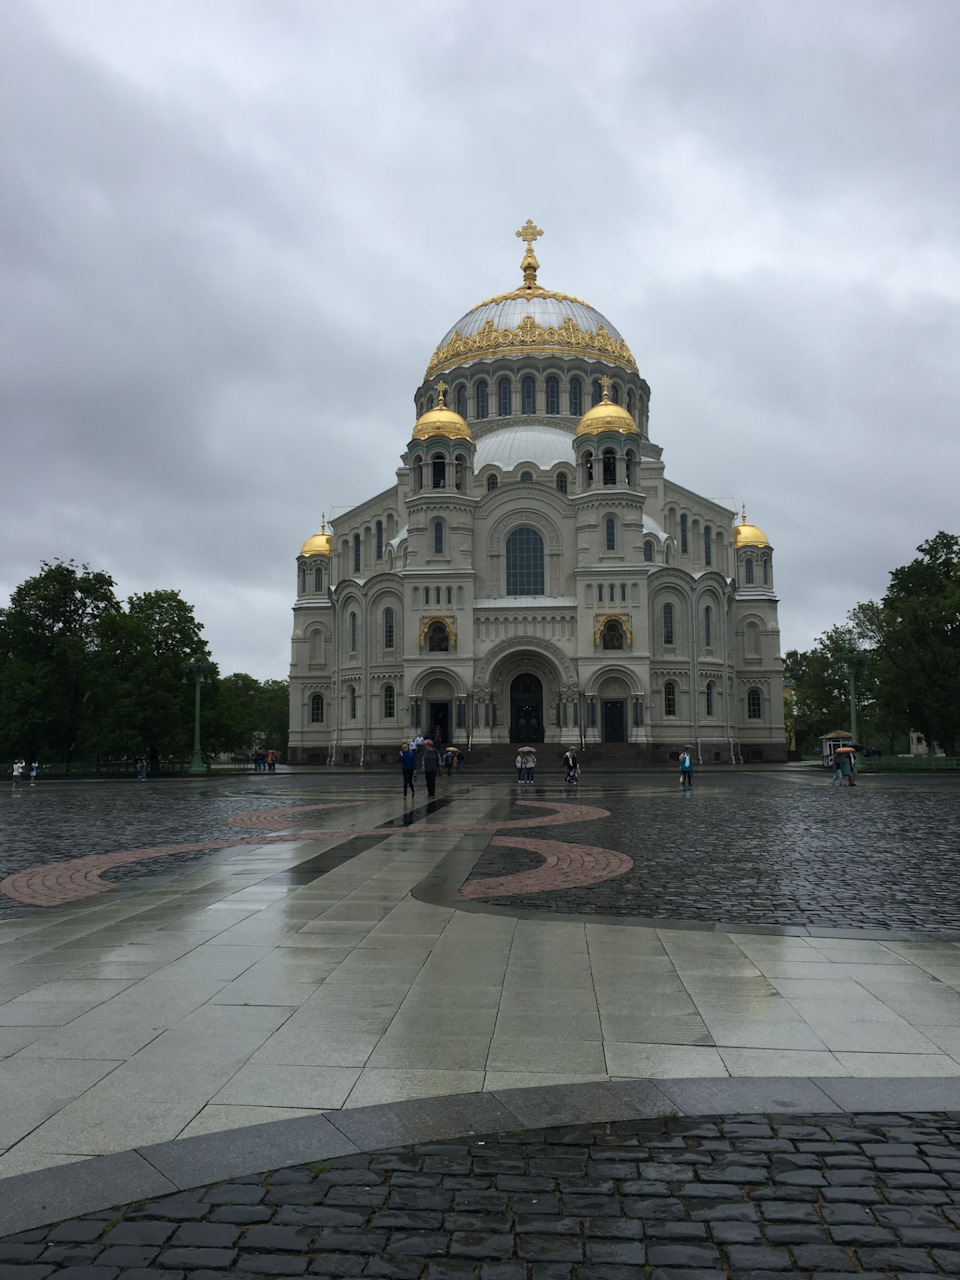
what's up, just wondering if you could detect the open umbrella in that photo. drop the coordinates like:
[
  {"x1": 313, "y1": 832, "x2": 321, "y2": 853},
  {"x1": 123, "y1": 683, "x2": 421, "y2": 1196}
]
[{"x1": 516, "y1": 745, "x2": 537, "y2": 755}]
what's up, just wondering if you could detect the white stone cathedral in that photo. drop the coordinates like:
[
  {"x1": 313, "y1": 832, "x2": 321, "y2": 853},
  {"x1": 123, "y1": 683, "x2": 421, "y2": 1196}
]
[{"x1": 288, "y1": 224, "x2": 785, "y2": 766}]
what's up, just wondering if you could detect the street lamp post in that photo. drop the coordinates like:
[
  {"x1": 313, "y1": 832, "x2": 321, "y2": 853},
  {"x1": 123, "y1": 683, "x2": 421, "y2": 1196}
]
[{"x1": 183, "y1": 658, "x2": 213, "y2": 775}]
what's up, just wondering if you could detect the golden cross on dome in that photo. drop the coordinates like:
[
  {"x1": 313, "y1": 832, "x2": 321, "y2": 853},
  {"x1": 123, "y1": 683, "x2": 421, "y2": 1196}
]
[
  {"x1": 515, "y1": 220, "x2": 544, "y2": 287},
  {"x1": 435, "y1": 380, "x2": 448, "y2": 407},
  {"x1": 599, "y1": 374, "x2": 612, "y2": 401},
  {"x1": 515, "y1": 219, "x2": 544, "y2": 250}
]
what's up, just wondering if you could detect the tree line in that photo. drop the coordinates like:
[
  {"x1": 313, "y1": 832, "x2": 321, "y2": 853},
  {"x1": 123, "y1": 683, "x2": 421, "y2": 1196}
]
[
  {"x1": 785, "y1": 532, "x2": 960, "y2": 757},
  {"x1": 0, "y1": 562, "x2": 287, "y2": 765}
]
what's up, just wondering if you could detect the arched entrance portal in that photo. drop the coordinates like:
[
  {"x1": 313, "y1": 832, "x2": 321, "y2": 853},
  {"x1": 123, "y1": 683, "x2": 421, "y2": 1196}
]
[{"x1": 511, "y1": 674, "x2": 544, "y2": 743}]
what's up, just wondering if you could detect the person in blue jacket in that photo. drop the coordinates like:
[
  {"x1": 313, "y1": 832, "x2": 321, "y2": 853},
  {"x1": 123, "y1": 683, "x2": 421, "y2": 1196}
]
[{"x1": 398, "y1": 742, "x2": 417, "y2": 798}]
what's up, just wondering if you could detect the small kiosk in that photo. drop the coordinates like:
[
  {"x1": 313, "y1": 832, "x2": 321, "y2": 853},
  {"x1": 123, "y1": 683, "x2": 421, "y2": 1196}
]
[{"x1": 820, "y1": 729, "x2": 854, "y2": 768}]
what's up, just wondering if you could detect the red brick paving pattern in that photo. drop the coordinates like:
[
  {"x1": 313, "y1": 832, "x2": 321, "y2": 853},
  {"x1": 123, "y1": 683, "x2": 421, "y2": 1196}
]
[
  {"x1": 0, "y1": 800, "x2": 616, "y2": 908},
  {"x1": 460, "y1": 835, "x2": 633, "y2": 898}
]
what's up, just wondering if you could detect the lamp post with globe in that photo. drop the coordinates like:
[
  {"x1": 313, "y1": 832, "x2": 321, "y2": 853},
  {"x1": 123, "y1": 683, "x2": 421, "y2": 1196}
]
[{"x1": 183, "y1": 657, "x2": 214, "y2": 775}]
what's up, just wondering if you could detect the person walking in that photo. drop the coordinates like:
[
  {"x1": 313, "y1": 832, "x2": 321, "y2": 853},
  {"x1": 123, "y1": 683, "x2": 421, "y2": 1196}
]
[
  {"x1": 679, "y1": 749, "x2": 694, "y2": 789},
  {"x1": 421, "y1": 740, "x2": 440, "y2": 797},
  {"x1": 516, "y1": 752, "x2": 525, "y2": 783},
  {"x1": 830, "y1": 753, "x2": 844, "y2": 785},
  {"x1": 848, "y1": 749, "x2": 857, "y2": 787},
  {"x1": 455, "y1": 749, "x2": 464, "y2": 774},
  {"x1": 527, "y1": 749, "x2": 536, "y2": 784},
  {"x1": 11, "y1": 759, "x2": 23, "y2": 790},
  {"x1": 29, "y1": 761, "x2": 38, "y2": 786},
  {"x1": 398, "y1": 742, "x2": 417, "y2": 798},
  {"x1": 443, "y1": 748, "x2": 454, "y2": 777},
  {"x1": 563, "y1": 746, "x2": 579, "y2": 784}
]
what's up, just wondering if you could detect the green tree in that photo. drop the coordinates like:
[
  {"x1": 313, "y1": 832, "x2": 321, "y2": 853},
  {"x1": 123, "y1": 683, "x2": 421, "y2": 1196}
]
[
  {"x1": 212, "y1": 674, "x2": 289, "y2": 755},
  {"x1": 0, "y1": 562, "x2": 120, "y2": 761},
  {"x1": 783, "y1": 625, "x2": 877, "y2": 754}
]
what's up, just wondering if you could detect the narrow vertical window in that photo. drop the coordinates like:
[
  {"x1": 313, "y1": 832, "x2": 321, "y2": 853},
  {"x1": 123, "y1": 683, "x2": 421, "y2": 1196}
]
[
  {"x1": 627, "y1": 389, "x2": 635, "y2": 417},
  {"x1": 605, "y1": 518, "x2": 616, "y2": 551},
  {"x1": 299, "y1": 568, "x2": 305, "y2": 594},
  {"x1": 748, "y1": 688, "x2": 762, "y2": 719},
  {"x1": 611, "y1": 383, "x2": 621, "y2": 405},
  {"x1": 545, "y1": 376, "x2": 560, "y2": 414},
  {"x1": 383, "y1": 685, "x2": 395, "y2": 718},
  {"x1": 745, "y1": 557, "x2": 754, "y2": 584},
  {"x1": 569, "y1": 377, "x2": 583, "y2": 416},
  {"x1": 620, "y1": 583, "x2": 626, "y2": 602},
  {"x1": 446, "y1": 586, "x2": 452, "y2": 605},
  {"x1": 591, "y1": 379, "x2": 602, "y2": 406},
  {"x1": 706, "y1": 682, "x2": 715, "y2": 717},
  {"x1": 663, "y1": 603, "x2": 675, "y2": 646},
  {"x1": 497, "y1": 377, "x2": 512, "y2": 416},
  {"x1": 434, "y1": 521, "x2": 444, "y2": 555},
  {"x1": 435, "y1": 586, "x2": 442, "y2": 605},
  {"x1": 383, "y1": 607, "x2": 395, "y2": 649},
  {"x1": 455, "y1": 455, "x2": 465, "y2": 491},
  {"x1": 432, "y1": 455, "x2": 445, "y2": 489},
  {"x1": 680, "y1": 514, "x2": 688, "y2": 554},
  {"x1": 487, "y1": 474, "x2": 498, "y2": 492},
  {"x1": 664, "y1": 682, "x2": 677, "y2": 716},
  {"x1": 314, "y1": 566, "x2": 323, "y2": 592},
  {"x1": 625, "y1": 452, "x2": 635, "y2": 485},
  {"x1": 704, "y1": 605, "x2": 712, "y2": 648},
  {"x1": 602, "y1": 450, "x2": 616, "y2": 485},
  {"x1": 763, "y1": 558, "x2": 769, "y2": 585},
  {"x1": 353, "y1": 533, "x2": 360, "y2": 573},
  {"x1": 375, "y1": 521, "x2": 383, "y2": 560},
  {"x1": 349, "y1": 685, "x2": 357, "y2": 719},
  {"x1": 476, "y1": 380, "x2": 488, "y2": 419},
  {"x1": 456, "y1": 385, "x2": 467, "y2": 418},
  {"x1": 598, "y1": 585, "x2": 604, "y2": 603},
  {"x1": 556, "y1": 472, "x2": 568, "y2": 495},
  {"x1": 310, "y1": 693, "x2": 324, "y2": 724},
  {"x1": 521, "y1": 375, "x2": 536, "y2": 414},
  {"x1": 643, "y1": 540, "x2": 653, "y2": 563},
  {"x1": 349, "y1": 611, "x2": 357, "y2": 650},
  {"x1": 704, "y1": 526, "x2": 712, "y2": 566}
]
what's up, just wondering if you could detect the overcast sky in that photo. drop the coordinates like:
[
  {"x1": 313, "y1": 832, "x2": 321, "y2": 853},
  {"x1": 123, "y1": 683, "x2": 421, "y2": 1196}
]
[{"x1": 2, "y1": 0, "x2": 957, "y2": 679}]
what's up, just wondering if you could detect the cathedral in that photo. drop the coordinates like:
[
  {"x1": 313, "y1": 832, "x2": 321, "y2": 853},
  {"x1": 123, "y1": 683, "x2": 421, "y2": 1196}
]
[{"x1": 288, "y1": 224, "x2": 785, "y2": 765}]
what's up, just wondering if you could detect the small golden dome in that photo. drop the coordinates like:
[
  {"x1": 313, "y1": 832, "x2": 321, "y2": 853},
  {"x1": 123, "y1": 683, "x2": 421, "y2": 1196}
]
[
  {"x1": 300, "y1": 515, "x2": 332, "y2": 557},
  {"x1": 576, "y1": 378, "x2": 638, "y2": 437},
  {"x1": 734, "y1": 505, "x2": 770, "y2": 548},
  {"x1": 412, "y1": 381, "x2": 472, "y2": 442}
]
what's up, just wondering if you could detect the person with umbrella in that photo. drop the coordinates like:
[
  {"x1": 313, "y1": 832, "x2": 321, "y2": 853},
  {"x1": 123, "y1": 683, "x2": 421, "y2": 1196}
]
[
  {"x1": 834, "y1": 745, "x2": 857, "y2": 787},
  {"x1": 679, "y1": 746, "x2": 694, "y2": 789},
  {"x1": 517, "y1": 744, "x2": 536, "y2": 783}
]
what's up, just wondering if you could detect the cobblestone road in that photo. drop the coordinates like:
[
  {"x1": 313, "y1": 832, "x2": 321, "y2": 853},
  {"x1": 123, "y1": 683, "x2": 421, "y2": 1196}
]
[
  {"x1": 5, "y1": 1111, "x2": 960, "y2": 1278},
  {"x1": 465, "y1": 777, "x2": 960, "y2": 933}
]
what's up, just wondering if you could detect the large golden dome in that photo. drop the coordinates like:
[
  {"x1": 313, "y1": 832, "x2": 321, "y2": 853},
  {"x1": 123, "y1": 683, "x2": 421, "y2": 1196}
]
[
  {"x1": 411, "y1": 383, "x2": 472, "y2": 441},
  {"x1": 425, "y1": 222, "x2": 637, "y2": 378},
  {"x1": 576, "y1": 382, "x2": 639, "y2": 437},
  {"x1": 300, "y1": 517, "x2": 332, "y2": 557},
  {"x1": 734, "y1": 506, "x2": 770, "y2": 548}
]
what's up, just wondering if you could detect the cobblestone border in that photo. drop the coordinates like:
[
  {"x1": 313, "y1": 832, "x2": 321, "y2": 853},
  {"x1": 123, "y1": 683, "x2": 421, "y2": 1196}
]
[{"x1": 5, "y1": 1079, "x2": 960, "y2": 1239}]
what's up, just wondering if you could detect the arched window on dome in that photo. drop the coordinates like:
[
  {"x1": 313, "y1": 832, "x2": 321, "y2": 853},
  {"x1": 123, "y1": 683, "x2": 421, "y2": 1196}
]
[
  {"x1": 545, "y1": 376, "x2": 560, "y2": 415},
  {"x1": 745, "y1": 557, "x2": 755, "y2": 584},
  {"x1": 664, "y1": 681, "x2": 677, "y2": 717},
  {"x1": 521, "y1": 375, "x2": 536, "y2": 415},
  {"x1": 569, "y1": 377, "x2": 583, "y2": 417},
  {"x1": 643, "y1": 540, "x2": 653, "y2": 563},
  {"x1": 763, "y1": 557, "x2": 769, "y2": 585},
  {"x1": 433, "y1": 521, "x2": 444, "y2": 555},
  {"x1": 747, "y1": 688, "x2": 763, "y2": 719},
  {"x1": 310, "y1": 693, "x2": 324, "y2": 724},
  {"x1": 520, "y1": 470, "x2": 533, "y2": 483},
  {"x1": 611, "y1": 383, "x2": 621, "y2": 405},
  {"x1": 497, "y1": 377, "x2": 512, "y2": 417},
  {"x1": 314, "y1": 566, "x2": 323, "y2": 592},
  {"x1": 605, "y1": 518, "x2": 616, "y2": 551},
  {"x1": 432, "y1": 454, "x2": 445, "y2": 489},
  {"x1": 583, "y1": 450, "x2": 594, "y2": 487},
  {"x1": 602, "y1": 449, "x2": 617, "y2": 486},
  {"x1": 456, "y1": 385, "x2": 467, "y2": 419},
  {"x1": 383, "y1": 608, "x2": 395, "y2": 650},
  {"x1": 556, "y1": 472, "x2": 568, "y2": 495},
  {"x1": 487, "y1": 474, "x2": 498, "y2": 492},
  {"x1": 591, "y1": 379, "x2": 602, "y2": 406},
  {"x1": 505, "y1": 527, "x2": 544, "y2": 596},
  {"x1": 383, "y1": 684, "x2": 395, "y2": 719},
  {"x1": 353, "y1": 533, "x2": 360, "y2": 574},
  {"x1": 662, "y1": 603, "x2": 675, "y2": 646},
  {"x1": 476, "y1": 380, "x2": 488, "y2": 419}
]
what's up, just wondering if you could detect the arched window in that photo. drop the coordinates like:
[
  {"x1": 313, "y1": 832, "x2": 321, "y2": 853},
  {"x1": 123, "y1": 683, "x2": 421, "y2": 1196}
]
[
  {"x1": 763, "y1": 558, "x2": 769, "y2": 585},
  {"x1": 432, "y1": 454, "x2": 445, "y2": 489},
  {"x1": 605, "y1": 517, "x2": 616, "y2": 551},
  {"x1": 602, "y1": 449, "x2": 617, "y2": 485},
  {"x1": 425, "y1": 394, "x2": 434, "y2": 411},
  {"x1": 663, "y1": 603, "x2": 675, "y2": 646},
  {"x1": 611, "y1": 383, "x2": 621, "y2": 405},
  {"x1": 428, "y1": 622, "x2": 449, "y2": 652},
  {"x1": 625, "y1": 451, "x2": 635, "y2": 485},
  {"x1": 521, "y1": 375, "x2": 536, "y2": 414},
  {"x1": 433, "y1": 521, "x2": 444, "y2": 555},
  {"x1": 353, "y1": 533, "x2": 360, "y2": 573},
  {"x1": 505, "y1": 526, "x2": 545, "y2": 596},
  {"x1": 591, "y1": 379, "x2": 602, "y2": 406},
  {"x1": 349, "y1": 685, "x2": 357, "y2": 719},
  {"x1": 583, "y1": 451, "x2": 594, "y2": 485},
  {"x1": 497, "y1": 377, "x2": 512, "y2": 417},
  {"x1": 310, "y1": 693, "x2": 324, "y2": 724},
  {"x1": 556, "y1": 472, "x2": 568, "y2": 495},
  {"x1": 569, "y1": 377, "x2": 583, "y2": 417},
  {"x1": 476, "y1": 380, "x2": 489, "y2": 419},
  {"x1": 745, "y1": 557, "x2": 754, "y2": 584},
  {"x1": 746, "y1": 621, "x2": 761, "y2": 657},
  {"x1": 545, "y1": 376, "x2": 560, "y2": 414},
  {"x1": 703, "y1": 605, "x2": 713, "y2": 648},
  {"x1": 520, "y1": 470, "x2": 533, "y2": 483},
  {"x1": 446, "y1": 586, "x2": 452, "y2": 605},
  {"x1": 664, "y1": 682, "x2": 677, "y2": 716},
  {"x1": 680, "y1": 514, "x2": 688, "y2": 554},
  {"x1": 299, "y1": 567, "x2": 305, "y2": 594},
  {"x1": 412, "y1": 454, "x2": 423, "y2": 493},
  {"x1": 601, "y1": 620, "x2": 624, "y2": 650},
  {"x1": 598, "y1": 585, "x2": 604, "y2": 603},
  {"x1": 383, "y1": 607, "x2": 395, "y2": 649},
  {"x1": 487, "y1": 474, "x2": 498, "y2": 492},
  {"x1": 383, "y1": 684, "x2": 395, "y2": 718},
  {"x1": 704, "y1": 526, "x2": 712, "y2": 566},
  {"x1": 435, "y1": 587, "x2": 442, "y2": 604},
  {"x1": 349, "y1": 611, "x2": 357, "y2": 650},
  {"x1": 748, "y1": 688, "x2": 763, "y2": 719},
  {"x1": 456, "y1": 385, "x2": 467, "y2": 419},
  {"x1": 643, "y1": 540, "x2": 653, "y2": 563},
  {"x1": 314, "y1": 566, "x2": 323, "y2": 592},
  {"x1": 706, "y1": 681, "x2": 715, "y2": 717},
  {"x1": 375, "y1": 521, "x2": 383, "y2": 560}
]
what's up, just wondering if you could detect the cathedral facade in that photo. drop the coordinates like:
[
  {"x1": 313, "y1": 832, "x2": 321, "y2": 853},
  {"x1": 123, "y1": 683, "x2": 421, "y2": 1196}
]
[{"x1": 288, "y1": 225, "x2": 785, "y2": 765}]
